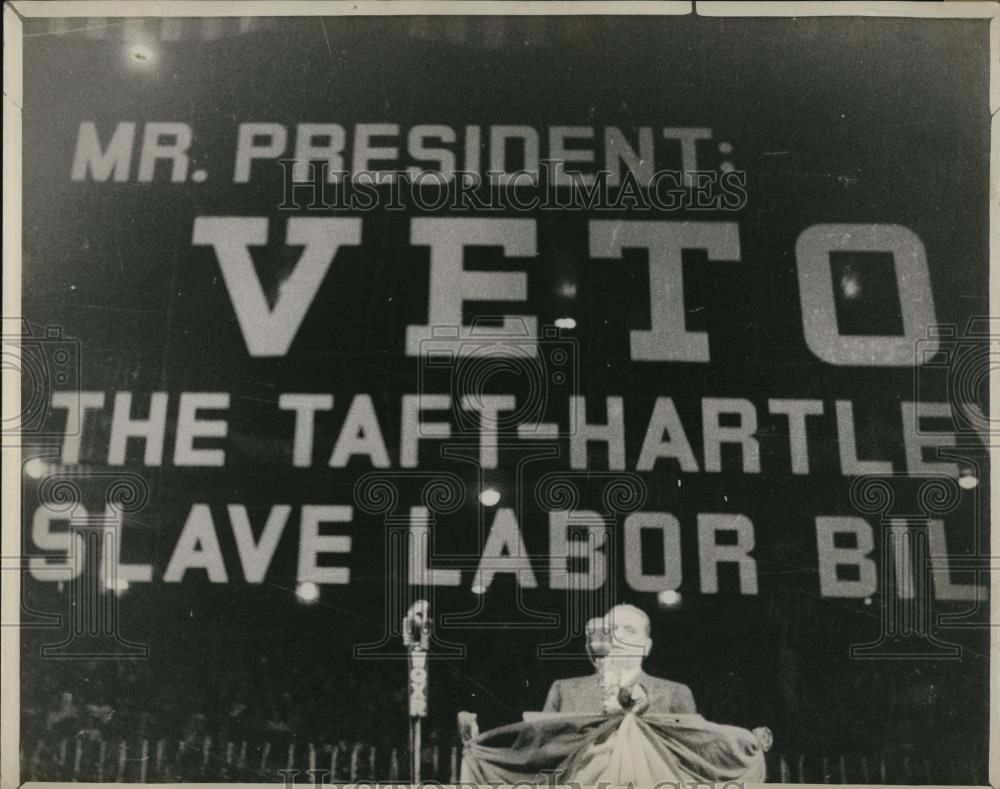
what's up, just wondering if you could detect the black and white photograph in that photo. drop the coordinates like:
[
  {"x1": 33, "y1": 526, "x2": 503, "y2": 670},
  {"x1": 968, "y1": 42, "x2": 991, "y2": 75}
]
[{"x1": 1, "y1": 2, "x2": 996, "y2": 786}]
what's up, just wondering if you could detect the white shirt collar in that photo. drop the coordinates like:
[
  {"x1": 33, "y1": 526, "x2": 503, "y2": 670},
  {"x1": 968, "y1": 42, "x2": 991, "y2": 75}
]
[
  {"x1": 618, "y1": 665, "x2": 642, "y2": 686},
  {"x1": 597, "y1": 662, "x2": 643, "y2": 687}
]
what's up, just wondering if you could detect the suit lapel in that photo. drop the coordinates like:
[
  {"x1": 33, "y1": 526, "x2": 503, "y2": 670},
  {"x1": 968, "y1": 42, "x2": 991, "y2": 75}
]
[
  {"x1": 634, "y1": 669, "x2": 665, "y2": 710},
  {"x1": 587, "y1": 672, "x2": 604, "y2": 711}
]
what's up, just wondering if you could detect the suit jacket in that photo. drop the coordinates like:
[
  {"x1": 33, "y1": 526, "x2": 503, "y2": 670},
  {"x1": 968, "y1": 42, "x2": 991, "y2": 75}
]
[{"x1": 542, "y1": 670, "x2": 697, "y2": 715}]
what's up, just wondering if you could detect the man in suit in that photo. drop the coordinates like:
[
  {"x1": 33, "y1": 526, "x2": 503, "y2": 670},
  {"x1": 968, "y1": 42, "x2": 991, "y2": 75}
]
[{"x1": 543, "y1": 604, "x2": 697, "y2": 715}]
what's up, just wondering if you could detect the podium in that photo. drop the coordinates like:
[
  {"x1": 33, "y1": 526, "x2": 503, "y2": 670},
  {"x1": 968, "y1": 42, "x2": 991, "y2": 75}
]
[{"x1": 461, "y1": 712, "x2": 768, "y2": 785}]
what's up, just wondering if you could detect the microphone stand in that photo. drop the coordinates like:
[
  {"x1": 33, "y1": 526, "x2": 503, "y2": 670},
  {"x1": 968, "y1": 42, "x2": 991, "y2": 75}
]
[{"x1": 403, "y1": 601, "x2": 431, "y2": 783}]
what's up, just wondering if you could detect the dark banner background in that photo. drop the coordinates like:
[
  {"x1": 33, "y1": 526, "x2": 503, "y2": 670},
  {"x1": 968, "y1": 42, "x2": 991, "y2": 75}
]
[{"x1": 20, "y1": 13, "x2": 991, "y2": 781}]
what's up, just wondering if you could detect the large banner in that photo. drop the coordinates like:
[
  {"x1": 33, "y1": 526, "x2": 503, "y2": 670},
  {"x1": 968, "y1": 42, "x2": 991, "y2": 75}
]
[{"x1": 12, "y1": 8, "x2": 993, "y2": 783}]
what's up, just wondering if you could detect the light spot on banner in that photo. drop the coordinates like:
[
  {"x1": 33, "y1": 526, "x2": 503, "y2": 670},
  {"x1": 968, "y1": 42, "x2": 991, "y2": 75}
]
[
  {"x1": 863, "y1": 597, "x2": 873, "y2": 606},
  {"x1": 24, "y1": 458, "x2": 52, "y2": 480},
  {"x1": 958, "y1": 473, "x2": 978, "y2": 490},
  {"x1": 657, "y1": 590, "x2": 681, "y2": 607},
  {"x1": 479, "y1": 488, "x2": 501, "y2": 507},
  {"x1": 557, "y1": 281, "x2": 578, "y2": 299},
  {"x1": 296, "y1": 581, "x2": 320, "y2": 604},
  {"x1": 840, "y1": 273, "x2": 861, "y2": 299},
  {"x1": 124, "y1": 42, "x2": 157, "y2": 71},
  {"x1": 554, "y1": 317, "x2": 577, "y2": 330}
]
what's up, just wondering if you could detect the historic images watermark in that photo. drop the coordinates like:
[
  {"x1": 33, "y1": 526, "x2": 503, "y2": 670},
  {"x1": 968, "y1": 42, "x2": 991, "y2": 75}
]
[
  {"x1": 278, "y1": 161, "x2": 748, "y2": 213},
  {"x1": 843, "y1": 319, "x2": 996, "y2": 659}
]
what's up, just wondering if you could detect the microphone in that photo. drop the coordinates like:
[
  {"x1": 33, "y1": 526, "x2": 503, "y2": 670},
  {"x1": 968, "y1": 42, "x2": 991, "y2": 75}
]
[
  {"x1": 403, "y1": 600, "x2": 431, "y2": 719},
  {"x1": 405, "y1": 600, "x2": 429, "y2": 628},
  {"x1": 599, "y1": 670, "x2": 623, "y2": 714},
  {"x1": 402, "y1": 601, "x2": 431, "y2": 782},
  {"x1": 617, "y1": 683, "x2": 649, "y2": 714},
  {"x1": 403, "y1": 600, "x2": 430, "y2": 648},
  {"x1": 406, "y1": 599, "x2": 430, "y2": 620}
]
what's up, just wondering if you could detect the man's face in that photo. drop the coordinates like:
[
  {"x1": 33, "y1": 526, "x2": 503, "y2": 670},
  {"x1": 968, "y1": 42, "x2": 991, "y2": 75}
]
[
  {"x1": 607, "y1": 607, "x2": 651, "y2": 661},
  {"x1": 586, "y1": 618, "x2": 612, "y2": 664}
]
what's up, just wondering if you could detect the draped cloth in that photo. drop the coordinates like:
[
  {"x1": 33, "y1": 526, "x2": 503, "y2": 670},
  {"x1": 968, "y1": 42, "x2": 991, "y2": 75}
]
[{"x1": 461, "y1": 713, "x2": 766, "y2": 785}]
